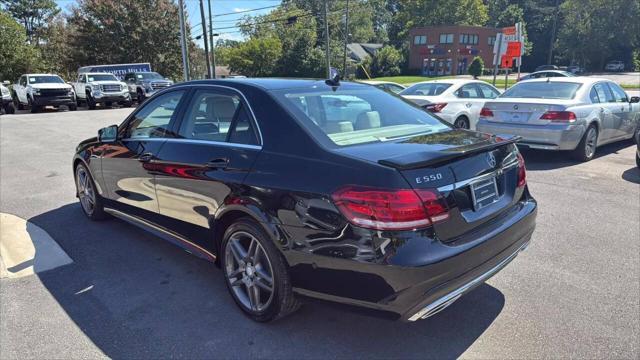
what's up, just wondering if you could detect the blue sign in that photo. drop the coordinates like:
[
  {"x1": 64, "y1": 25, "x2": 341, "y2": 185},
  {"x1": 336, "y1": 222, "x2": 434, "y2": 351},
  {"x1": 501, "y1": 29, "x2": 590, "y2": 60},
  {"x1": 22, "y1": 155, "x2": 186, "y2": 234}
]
[{"x1": 77, "y1": 63, "x2": 152, "y2": 80}]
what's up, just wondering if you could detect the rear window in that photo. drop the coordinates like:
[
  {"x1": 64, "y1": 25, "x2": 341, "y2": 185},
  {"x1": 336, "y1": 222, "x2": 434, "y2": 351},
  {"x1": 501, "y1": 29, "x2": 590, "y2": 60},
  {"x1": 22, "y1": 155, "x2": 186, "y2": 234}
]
[
  {"x1": 501, "y1": 82, "x2": 582, "y2": 99},
  {"x1": 272, "y1": 87, "x2": 450, "y2": 147},
  {"x1": 400, "y1": 83, "x2": 452, "y2": 96}
]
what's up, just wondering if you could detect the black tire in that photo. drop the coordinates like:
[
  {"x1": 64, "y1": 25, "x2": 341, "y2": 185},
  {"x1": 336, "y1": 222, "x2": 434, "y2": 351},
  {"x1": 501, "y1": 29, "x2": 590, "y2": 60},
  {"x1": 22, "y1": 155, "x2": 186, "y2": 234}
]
[
  {"x1": 5, "y1": 101, "x2": 16, "y2": 114},
  {"x1": 454, "y1": 116, "x2": 470, "y2": 129},
  {"x1": 75, "y1": 163, "x2": 108, "y2": 220},
  {"x1": 105, "y1": 101, "x2": 113, "y2": 108},
  {"x1": 137, "y1": 89, "x2": 146, "y2": 104},
  {"x1": 121, "y1": 100, "x2": 132, "y2": 108},
  {"x1": 86, "y1": 92, "x2": 97, "y2": 110},
  {"x1": 29, "y1": 97, "x2": 40, "y2": 113},
  {"x1": 573, "y1": 125, "x2": 598, "y2": 162},
  {"x1": 221, "y1": 217, "x2": 300, "y2": 322},
  {"x1": 69, "y1": 103, "x2": 77, "y2": 111}
]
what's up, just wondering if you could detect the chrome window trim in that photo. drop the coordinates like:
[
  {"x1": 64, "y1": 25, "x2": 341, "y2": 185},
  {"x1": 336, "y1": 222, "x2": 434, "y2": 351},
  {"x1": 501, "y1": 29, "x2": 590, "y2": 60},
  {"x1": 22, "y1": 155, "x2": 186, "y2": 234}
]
[
  {"x1": 120, "y1": 137, "x2": 262, "y2": 150},
  {"x1": 437, "y1": 159, "x2": 519, "y2": 192},
  {"x1": 120, "y1": 83, "x2": 264, "y2": 148}
]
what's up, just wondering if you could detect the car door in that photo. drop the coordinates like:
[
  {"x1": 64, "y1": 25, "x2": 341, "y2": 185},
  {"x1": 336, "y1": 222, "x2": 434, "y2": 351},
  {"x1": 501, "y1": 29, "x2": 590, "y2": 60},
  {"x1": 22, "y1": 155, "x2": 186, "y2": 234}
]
[
  {"x1": 100, "y1": 89, "x2": 187, "y2": 215},
  {"x1": 606, "y1": 82, "x2": 634, "y2": 138},
  {"x1": 591, "y1": 82, "x2": 616, "y2": 141},
  {"x1": 455, "y1": 83, "x2": 485, "y2": 129},
  {"x1": 152, "y1": 86, "x2": 262, "y2": 238}
]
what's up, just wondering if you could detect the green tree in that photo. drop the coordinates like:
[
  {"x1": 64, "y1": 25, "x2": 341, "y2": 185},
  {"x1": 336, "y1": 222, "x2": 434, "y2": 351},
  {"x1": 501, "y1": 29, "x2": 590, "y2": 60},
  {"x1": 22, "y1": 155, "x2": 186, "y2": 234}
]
[
  {"x1": 39, "y1": 14, "x2": 75, "y2": 78},
  {"x1": 0, "y1": 0, "x2": 60, "y2": 45},
  {"x1": 468, "y1": 56, "x2": 484, "y2": 78},
  {"x1": 226, "y1": 37, "x2": 283, "y2": 77},
  {"x1": 67, "y1": 0, "x2": 186, "y2": 80},
  {"x1": 0, "y1": 10, "x2": 42, "y2": 81},
  {"x1": 371, "y1": 45, "x2": 403, "y2": 77}
]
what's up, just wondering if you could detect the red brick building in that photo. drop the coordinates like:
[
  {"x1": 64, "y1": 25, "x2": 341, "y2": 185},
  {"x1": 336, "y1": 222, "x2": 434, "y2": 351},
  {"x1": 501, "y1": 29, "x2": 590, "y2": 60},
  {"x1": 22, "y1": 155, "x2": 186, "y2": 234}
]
[{"x1": 408, "y1": 25, "x2": 500, "y2": 76}]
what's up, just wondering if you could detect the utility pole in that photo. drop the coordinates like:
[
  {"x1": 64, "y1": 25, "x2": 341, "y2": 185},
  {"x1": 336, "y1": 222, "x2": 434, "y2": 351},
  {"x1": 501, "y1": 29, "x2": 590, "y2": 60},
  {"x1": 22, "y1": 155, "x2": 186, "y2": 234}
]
[
  {"x1": 208, "y1": 0, "x2": 216, "y2": 78},
  {"x1": 178, "y1": 0, "x2": 190, "y2": 81},
  {"x1": 547, "y1": 0, "x2": 560, "y2": 65},
  {"x1": 199, "y1": 0, "x2": 212, "y2": 78},
  {"x1": 342, "y1": 0, "x2": 349, "y2": 76},
  {"x1": 324, "y1": 0, "x2": 330, "y2": 78}
]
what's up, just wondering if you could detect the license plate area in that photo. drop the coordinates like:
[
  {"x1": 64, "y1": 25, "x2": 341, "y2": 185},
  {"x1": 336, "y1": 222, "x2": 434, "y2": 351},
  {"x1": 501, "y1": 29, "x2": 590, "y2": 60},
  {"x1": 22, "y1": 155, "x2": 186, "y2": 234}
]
[{"x1": 470, "y1": 177, "x2": 500, "y2": 211}]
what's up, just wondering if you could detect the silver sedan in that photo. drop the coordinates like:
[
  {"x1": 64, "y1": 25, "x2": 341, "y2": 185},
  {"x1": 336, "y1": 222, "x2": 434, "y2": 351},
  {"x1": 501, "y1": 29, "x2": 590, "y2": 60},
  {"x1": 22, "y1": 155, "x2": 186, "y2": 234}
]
[{"x1": 477, "y1": 77, "x2": 640, "y2": 161}]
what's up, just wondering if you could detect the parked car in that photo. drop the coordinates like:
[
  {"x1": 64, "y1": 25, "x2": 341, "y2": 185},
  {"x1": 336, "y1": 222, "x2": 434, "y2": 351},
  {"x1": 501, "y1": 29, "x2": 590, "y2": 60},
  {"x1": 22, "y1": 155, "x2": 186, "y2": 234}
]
[
  {"x1": 519, "y1": 70, "x2": 576, "y2": 81},
  {"x1": 604, "y1": 60, "x2": 625, "y2": 72},
  {"x1": 73, "y1": 78, "x2": 537, "y2": 322},
  {"x1": 534, "y1": 65, "x2": 559, "y2": 72},
  {"x1": 636, "y1": 127, "x2": 640, "y2": 168},
  {"x1": 12, "y1": 73, "x2": 76, "y2": 113},
  {"x1": 477, "y1": 77, "x2": 640, "y2": 161},
  {"x1": 400, "y1": 79, "x2": 501, "y2": 129},
  {"x1": 123, "y1": 71, "x2": 173, "y2": 103},
  {"x1": 567, "y1": 65, "x2": 585, "y2": 75},
  {"x1": 1, "y1": 81, "x2": 16, "y2": 114},
  {"x1": 72, "y1": 72, "x2": 131, "y2": 109},
  {"x1": 358, "y1": 80, "x2": 406, "y2": 94}
]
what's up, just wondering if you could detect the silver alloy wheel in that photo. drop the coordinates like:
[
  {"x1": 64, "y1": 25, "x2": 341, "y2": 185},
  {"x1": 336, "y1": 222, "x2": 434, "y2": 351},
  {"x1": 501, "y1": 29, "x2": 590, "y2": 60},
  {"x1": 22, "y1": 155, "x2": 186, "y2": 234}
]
[
  {"x1": 224, "y1": 231, "x2": 275, "y2": 312},
  {"x1": 76, "y1": 166, "x2": 96, "y2": 215},
  {"x1": 585, "y1": 127, "x2": 597, "y2": 158},
  {"x1": 454, "y1": 117, "x2": 469, "y2": 129}
]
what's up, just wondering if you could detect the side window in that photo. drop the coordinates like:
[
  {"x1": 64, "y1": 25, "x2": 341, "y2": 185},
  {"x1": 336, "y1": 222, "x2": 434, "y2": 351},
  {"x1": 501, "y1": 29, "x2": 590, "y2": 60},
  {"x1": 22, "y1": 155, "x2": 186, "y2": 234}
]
[
  {"x1": 589, "y1": 87, "x2": 600, "y2": 103},
  {"x1": 178, "y1": 89, "x2": 259, "y2": 145},
  {"x1": 125, "y1": 90, "x2": 184, "y2": 139},
  {"x1": 608, "y1": 83, "x2": 628, "y2": 103},
  {"x1": 457, "y1": 84, "x2": 482, "y2": 98},
  {"x1": 478, "y1": 84, "x2": 500, "y2": 99},
  {"x1": 593, "y1": 83, "x2": 614, "y2": 103}
]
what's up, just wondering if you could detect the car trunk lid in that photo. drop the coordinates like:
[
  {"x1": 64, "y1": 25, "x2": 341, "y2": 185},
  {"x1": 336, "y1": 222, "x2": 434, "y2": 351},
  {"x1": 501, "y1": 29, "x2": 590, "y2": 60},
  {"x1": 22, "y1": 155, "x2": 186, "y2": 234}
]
[{"x1": 482, "y1": 98, "x2": 575, "y2": 125}]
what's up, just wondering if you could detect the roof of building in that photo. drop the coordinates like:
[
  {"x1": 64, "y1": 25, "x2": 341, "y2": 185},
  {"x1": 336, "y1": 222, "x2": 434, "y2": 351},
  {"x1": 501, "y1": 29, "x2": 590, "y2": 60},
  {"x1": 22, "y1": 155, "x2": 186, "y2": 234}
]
[{"x1": 347, "y1": 43, "x2": 384, "y2": 62}]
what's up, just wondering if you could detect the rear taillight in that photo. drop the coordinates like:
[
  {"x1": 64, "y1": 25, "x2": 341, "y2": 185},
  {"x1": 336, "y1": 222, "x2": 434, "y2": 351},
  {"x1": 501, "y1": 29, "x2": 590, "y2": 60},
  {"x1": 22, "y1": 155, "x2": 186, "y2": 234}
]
[
  {"x1": 480, "y1": 107, "x2": 494, "y2": 117},
  {"x1": 539, "y1": 111, "x2": 576, "y2": 122},
  {"x1": 424, "y1": 103, "x2": 447, "y2": 113},
  {"x1": 517, "y1": 153, "x2": 527, "y2": 188},
  {"x1": 332, "y1": 186, "x2": 449, "y2": 231}
]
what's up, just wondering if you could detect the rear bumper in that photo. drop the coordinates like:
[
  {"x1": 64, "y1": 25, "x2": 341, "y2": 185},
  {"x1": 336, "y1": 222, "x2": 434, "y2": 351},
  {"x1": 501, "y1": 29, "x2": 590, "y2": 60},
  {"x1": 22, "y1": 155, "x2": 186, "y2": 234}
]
[
  {"x1": 288, "y1": 197, "x2": 537, "y2": 321},
  {"x1": 477, "y1": 120, "x2": 585, "y2": 150},
  {"x1": 32, "y1": 95, "x2": 75, "y2": 106}
]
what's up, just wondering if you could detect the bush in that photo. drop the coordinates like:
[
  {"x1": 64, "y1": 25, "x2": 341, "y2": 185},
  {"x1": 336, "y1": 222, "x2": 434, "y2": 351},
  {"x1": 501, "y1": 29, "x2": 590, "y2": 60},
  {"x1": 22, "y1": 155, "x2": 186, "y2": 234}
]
[
  {"x1": 468, "y1": 56, "x2": 484, "y2": 79},
  {"x1": 371, "y1": 46, "x2": 403, "y2": 77}
]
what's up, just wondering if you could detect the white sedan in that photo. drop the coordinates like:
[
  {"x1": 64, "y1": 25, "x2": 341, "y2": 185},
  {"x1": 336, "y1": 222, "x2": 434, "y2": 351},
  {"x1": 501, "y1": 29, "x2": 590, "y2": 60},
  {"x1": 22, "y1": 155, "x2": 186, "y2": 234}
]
[{"x1": 400, "y1": 79, "x2": 501, "y2": 129}]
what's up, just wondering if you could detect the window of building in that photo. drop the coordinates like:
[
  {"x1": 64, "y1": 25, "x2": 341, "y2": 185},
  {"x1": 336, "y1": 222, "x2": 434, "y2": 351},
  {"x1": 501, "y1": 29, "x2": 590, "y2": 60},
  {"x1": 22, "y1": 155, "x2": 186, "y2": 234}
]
[
  {"x1": 439, "y1": 33, "x2": 453, "y2": 44},
  {"x1": 488, "y1": 36, "x2": 496, "y2": 46},
  {"x1": 459, "y1": 34, "x2": 478, "y2": 45},
  {"x1": 413, "y1": 35, "x2": 427, "y2": 45}
]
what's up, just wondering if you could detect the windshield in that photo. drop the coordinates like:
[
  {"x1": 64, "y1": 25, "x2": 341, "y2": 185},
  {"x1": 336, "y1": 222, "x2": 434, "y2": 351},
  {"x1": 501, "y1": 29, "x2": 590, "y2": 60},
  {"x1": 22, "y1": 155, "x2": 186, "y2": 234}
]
[
  {"x1": 28, "y1": 76, "x2": 65, "y2": 84},
  {"x1": 400, "y1": 83, "x2": 452, "y2": 96},
  {"x1": 137, "y1": 72, "x2": 164, "y2": 80},
  {"x1": 272, "y1": 86, "x2": 450, "y2": 147},
  {"x1": 87, "y1": 74, "x2": 118, "y2": 82},
  {"x1": 501, "y1": 82, "x2": 582, "y2": 99}
]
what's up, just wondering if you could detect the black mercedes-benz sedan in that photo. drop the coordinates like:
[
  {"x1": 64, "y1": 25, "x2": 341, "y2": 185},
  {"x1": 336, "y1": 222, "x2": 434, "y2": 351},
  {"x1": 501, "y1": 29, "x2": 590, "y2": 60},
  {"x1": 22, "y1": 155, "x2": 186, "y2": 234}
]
[{"x1": 73, "y1": 78, "x2": 537, "y2": 322}]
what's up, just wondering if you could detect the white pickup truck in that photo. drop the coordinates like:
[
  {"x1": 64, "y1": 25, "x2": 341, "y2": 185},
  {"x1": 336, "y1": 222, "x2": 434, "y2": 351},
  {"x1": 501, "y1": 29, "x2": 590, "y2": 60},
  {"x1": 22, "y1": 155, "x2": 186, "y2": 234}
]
[
  {"x1": 12, "y1": 73, "x2": 76, "y2": 113},
  {"x1": 72, "y1": 72, "x2": 131, "y2": 109}
]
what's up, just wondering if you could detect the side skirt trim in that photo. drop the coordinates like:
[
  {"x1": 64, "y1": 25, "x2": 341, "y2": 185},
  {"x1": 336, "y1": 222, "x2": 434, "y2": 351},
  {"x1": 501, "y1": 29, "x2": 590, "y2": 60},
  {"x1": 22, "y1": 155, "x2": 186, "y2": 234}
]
[{"x1": 104, "y1": 207, "x2": 216, "y2": 262}]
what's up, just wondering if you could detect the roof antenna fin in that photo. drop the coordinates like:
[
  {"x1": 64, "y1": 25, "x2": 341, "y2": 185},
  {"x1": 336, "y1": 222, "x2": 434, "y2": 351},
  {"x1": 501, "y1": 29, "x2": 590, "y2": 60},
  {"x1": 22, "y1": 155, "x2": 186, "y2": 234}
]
[{"x1": 325, "y1": 67, "x2": 341, "y2": 87}]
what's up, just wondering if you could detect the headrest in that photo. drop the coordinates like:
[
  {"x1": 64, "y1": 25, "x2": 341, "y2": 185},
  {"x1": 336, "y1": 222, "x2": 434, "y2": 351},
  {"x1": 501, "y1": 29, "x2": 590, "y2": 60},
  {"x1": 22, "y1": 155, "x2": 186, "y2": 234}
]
[
  {"x1": 355, "y1": 111, "x2": 381, "y2": 130},
  {"x1": 324, "y1": 121, "x2": 354, "y2": 134}
]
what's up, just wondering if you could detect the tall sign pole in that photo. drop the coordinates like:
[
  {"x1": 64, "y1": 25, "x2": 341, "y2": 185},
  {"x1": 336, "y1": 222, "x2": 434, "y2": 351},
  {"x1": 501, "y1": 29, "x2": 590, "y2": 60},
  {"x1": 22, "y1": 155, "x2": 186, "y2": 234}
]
[
  {"x1": 342, "y1": 0, "x2": 349, "y2": 75},
  {"x1": 516, "y1": 22, "x2": 522, "y2": 81},
  {"x1": 178, "y1": 0, "x2": 190, "y2": 81},
  {"x1": 492, "y1": 33, "x2": 503, "y2": 86},
  {"x1": 199, "y1": 0, "x2": 212, "y2": 78},
  {"x1": 324, "y1": 0, "x2": 330, "y2": 78},
  {"x1": 208, "y1": 0, "x2": 216, "y2": 78}
]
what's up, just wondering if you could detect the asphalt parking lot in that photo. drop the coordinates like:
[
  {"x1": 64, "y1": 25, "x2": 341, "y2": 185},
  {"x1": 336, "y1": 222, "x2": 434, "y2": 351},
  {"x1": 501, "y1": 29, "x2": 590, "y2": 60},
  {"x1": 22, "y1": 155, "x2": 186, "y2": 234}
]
[{"x1": 0, "y1": 108, "x2": 638, "y2": 359}]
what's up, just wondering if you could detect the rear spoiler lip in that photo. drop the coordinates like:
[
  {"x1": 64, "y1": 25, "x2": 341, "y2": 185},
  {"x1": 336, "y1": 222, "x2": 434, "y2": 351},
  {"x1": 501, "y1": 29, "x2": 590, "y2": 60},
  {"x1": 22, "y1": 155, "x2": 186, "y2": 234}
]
[{"x1": 378, "y1": 135, "x2": 522, "y2": 170}]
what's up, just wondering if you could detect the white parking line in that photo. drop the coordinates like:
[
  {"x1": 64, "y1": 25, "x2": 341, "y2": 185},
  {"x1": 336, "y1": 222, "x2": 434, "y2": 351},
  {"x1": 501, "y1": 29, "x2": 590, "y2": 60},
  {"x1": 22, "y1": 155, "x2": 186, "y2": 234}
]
[{"x1": 0, "y1": 213, "x2": 72, "y2": 278}]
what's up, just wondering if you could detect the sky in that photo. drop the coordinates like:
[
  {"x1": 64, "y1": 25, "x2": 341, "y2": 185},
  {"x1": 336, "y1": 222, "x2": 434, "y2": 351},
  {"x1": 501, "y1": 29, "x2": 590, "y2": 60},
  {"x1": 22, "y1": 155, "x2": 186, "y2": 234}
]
[{"x1": 54, "y1": 0, "x2": 282, "y2": 47}]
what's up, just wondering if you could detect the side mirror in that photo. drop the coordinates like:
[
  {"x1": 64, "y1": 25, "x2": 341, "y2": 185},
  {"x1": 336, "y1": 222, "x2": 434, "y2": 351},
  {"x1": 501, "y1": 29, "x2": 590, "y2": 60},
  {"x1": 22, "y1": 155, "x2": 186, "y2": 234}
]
[
  {"x1": 2, "y1": 80, "x2": 10, "y2": 85},
  {"x1": 98, "y1": 125, "x2": 118, "y2": 143},
  {"x1": 630, "y1": 96, "x2": 640, "y2": 103}
]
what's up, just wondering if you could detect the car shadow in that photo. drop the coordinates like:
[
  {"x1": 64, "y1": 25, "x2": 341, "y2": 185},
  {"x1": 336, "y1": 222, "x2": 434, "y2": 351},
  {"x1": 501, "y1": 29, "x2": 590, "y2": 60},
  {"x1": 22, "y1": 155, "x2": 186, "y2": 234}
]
[
  {"x1": 520, "y1": 140, "x2": 635, "y2": 171},
  {"x1": 29, "y1": 203, "x2": 505, "y2": 359},
  {"x1": 621, "y1": 166, "x2": 640, "y2": 184}
]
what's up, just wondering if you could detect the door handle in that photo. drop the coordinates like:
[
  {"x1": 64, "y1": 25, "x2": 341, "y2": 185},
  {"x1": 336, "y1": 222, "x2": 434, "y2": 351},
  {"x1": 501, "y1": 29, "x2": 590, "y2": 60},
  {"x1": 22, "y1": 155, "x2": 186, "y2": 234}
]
[
  {"x1": 205, "y1": 157, "x2": 229, "y2": 169},
  {"x1": 138, "y1": 152, "x2": 154, "y2": 162}
]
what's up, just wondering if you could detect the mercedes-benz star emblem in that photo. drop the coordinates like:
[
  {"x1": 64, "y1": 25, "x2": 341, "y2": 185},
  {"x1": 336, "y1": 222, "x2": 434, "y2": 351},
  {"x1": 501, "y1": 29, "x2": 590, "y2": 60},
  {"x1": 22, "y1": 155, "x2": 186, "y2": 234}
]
[{"x1": 486, "y1": 152, "x2": 497, "y2": 167}]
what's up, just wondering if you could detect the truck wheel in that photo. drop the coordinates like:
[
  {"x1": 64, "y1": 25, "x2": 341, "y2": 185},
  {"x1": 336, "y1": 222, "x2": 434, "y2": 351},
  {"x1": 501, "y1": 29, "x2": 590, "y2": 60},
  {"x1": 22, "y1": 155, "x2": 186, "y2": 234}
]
[
  {"x1": 137, "y1": 89, "x2": 146, "y2": 103},
  {"x1": 5, "y1": 101, "x2": 16, "y2": 114},
  {"x1": 69, "y1": 103, "x2": 77, "y2": 111},
  {"x1": 86, "y1": 92, "x2": 96, "y2": 110},
  {"x1": 105, "y1": 101, "x2": 113, "y2": 108},
  {"x1": 28, "y1": 97, "x2": 40, "y2": 113}
]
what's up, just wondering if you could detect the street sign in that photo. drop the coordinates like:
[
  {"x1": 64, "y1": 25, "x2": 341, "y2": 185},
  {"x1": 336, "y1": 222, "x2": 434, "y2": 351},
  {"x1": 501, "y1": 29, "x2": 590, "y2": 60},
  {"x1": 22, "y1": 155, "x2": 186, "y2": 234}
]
[{"x1": 506, "y1": 41, "x2": 522, "y2": 57}]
